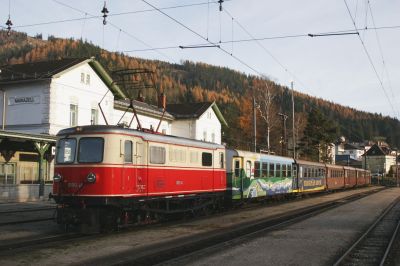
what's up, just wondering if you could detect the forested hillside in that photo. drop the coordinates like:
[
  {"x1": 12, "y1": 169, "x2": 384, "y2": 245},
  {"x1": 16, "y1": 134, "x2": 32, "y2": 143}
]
[{"x1": 1, "y1": 30, "x2": 400, "y2": 153}]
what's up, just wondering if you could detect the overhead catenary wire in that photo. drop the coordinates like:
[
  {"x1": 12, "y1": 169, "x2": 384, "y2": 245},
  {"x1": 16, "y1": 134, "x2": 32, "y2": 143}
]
[
  {"x1": 219, "y1": 3, "x2": 310, "y2": 91},
  {"x1": 367, "y1": 1, "x2": 395, "y2": 100},
  {"x1": 52, "y1": 0, "x2": 177, "y2": 63},
  {"x1": 140, "y1": 0, "x2": 265, "y2": 77},
  {"x1": 343, "y1": 0, "x2": 398, "y2": 118}
]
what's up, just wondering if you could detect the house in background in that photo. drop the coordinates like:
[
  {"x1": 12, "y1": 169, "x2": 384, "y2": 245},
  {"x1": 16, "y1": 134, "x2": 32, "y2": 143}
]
[
  {"x1": 167, "y1": 102, "x2": 228, "y2": 145},
  {"x1": 362, "y1": 143, "x2": 396, "y2": 175},
  {"x1": 335, "y1": 142, "x2": 369, "y2": 168},
  {"x1": 0, "y1": 58, "x2": 227, "y2": 201}
]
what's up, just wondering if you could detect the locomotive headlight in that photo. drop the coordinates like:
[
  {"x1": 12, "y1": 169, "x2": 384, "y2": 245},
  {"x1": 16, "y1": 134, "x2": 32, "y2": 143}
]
[
  {"x1": 86, "y1": 172, "x2": 96, "y2": 183},
  {"x1": 53, "y1": 173, "x2": 62, "y2": 182}
]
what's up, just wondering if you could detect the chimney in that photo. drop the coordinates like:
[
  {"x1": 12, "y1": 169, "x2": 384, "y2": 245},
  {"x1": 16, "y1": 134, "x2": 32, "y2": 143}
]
[{"x1": 158, "y1": 93, "x2": 166, "y2": 109}]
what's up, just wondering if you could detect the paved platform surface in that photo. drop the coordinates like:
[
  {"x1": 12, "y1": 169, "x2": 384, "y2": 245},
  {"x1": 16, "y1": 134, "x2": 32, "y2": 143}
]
[
  {"x1": 168, "y1": 187, "x2": 400, "y2": 266},
  {"x1": 0, "y1": 186, "x2": 385, "y2": 265}
]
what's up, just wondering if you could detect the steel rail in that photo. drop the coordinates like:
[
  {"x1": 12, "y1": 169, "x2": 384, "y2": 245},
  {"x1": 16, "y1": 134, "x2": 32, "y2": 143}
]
[{"x1": 333, "y1": 196, "x2": 400, "y2": 266}]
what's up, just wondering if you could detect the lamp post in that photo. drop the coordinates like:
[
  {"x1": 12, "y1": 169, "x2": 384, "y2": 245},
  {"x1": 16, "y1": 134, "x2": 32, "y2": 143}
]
[{"x1": 291, "y1": 81, "x2": 295, "y2": 159}]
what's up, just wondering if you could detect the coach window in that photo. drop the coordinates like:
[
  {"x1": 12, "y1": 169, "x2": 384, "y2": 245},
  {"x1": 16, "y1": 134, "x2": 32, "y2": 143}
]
[
  {"x1": 78, "y1": 137, "x2": 104, "y2": 163},
  {"x1": 276, "y1": 164, "x2": 281, "y2": 178},
  {"x1": 269, "y1": 163, "x2": 274, "y2": 177},
  {"x1": 124, "y1": 140, "x2": 133, "y2": 163},
  {"x1": 234, "y1": 160, "x2": 240, "y2": 177},
  {"x1": 56, "y1": 138, "x2": 77, "y2": 164},
  {"x1": 282, "y1": 164, "x2": 287, "y2": 178},
  {"x1": 254, "y1": 161, "x2": 261, "y2": 178},
  {"x1": 262, "y1": 162, "x2": 268, "y2": 177},
  {"x1": 150, "y1": 146, "x2": 166, "y2": 164},
  {"x1": 246, "y1": 161, "x2": 251, "y2": 177},
  {"x1": 287, "y1": 165, "x2": 292, "y2": 177},
  {"x1": 202, "y1": 152, "x2": 212, "y2": 166}
]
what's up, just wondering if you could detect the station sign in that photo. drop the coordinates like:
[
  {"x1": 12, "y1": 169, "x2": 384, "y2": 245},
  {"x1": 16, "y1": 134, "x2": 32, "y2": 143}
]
[{"x1": 8, "y1": 96, "x2": 40, "y2": 105}]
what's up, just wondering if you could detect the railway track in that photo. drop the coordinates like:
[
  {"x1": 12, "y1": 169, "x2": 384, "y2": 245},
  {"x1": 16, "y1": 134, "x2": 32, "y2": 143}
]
[
  {"x1": 0, "y1": 207, "x2": 56, "y2": 226},
  {"x1": 334, "y1": 196, "x2": 400, "y2": 266},
  {"x1": 97, "y1": 188, "x2": 384, "y2": 265}
]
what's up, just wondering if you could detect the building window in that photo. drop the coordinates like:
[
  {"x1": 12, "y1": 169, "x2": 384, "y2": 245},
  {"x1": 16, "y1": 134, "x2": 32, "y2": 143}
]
[
  {"x1": 70, "y1": 104, "x2": 78, "y2": 127},
  {"x1": 80, "y1": 73, "x2": 85, "y2": 83},
  {"x1": 91, "y1": 108, "x2": 98, "y2": 125},
  {"x1": 86, "y1": 74, "x2": 90, "y2": 85},
  {"x1": 211, "y1": 133, "x2": 215, "y2": 143},
  {"x1": 203, "y1": 131, "x2": 207, "y2": 141},
  {"x1": 0, "y1": 163, "x2": 16, "y2": 185}
]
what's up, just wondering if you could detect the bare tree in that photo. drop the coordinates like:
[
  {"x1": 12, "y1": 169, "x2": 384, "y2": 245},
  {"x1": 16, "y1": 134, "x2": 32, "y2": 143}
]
[{"x1": 254, "y1": 81, "x2": 277, "y2": 153}]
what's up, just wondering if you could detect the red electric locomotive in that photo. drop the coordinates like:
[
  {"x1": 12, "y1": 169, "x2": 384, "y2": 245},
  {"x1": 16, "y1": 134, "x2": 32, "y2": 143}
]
[{"x1": 53, "y1": 125, "x2": 226, "y2": 229}]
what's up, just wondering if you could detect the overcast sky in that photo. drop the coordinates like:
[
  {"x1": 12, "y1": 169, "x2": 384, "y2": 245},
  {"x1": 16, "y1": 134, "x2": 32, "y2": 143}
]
[{"x1": 1, "y1": 0, "x2": 399, "y2": 119}]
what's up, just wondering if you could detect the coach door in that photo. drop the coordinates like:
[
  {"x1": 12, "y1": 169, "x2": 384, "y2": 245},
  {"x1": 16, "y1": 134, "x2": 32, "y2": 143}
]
[{"x1": 232, "y1": 157, "x2": 244, "y2": 199}]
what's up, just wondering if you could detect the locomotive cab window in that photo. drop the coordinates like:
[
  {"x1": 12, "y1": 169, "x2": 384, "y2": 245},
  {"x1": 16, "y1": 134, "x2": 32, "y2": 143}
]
[
  {"x1": 202, "y1": 152, "x2": 212, "y2": 166},
  {"x1": 78, "y1": 137, "x2": 104, "y2": 163},
  {"x1": 56, "y1": 138, "x2": 77, "y2": 164}
]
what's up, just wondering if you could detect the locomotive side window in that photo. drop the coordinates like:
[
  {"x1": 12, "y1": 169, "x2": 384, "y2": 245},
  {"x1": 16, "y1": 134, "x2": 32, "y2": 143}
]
[
  {"x1": 190, "y1": 151, "x2": 199, "y2": 164},
  {"x1": 150, "y1": 146, "x2": 166, "y2": 164},
  {"x1": 169, "y1": 147, "x2": 186, "y2": 163},
  {"x1": 254, "y1": 161, "x2": 260, "y2": 178},
  {"x1": 202, "y1": 152, "x2": 212, "y2": 166},
  {"x1": 56, "y1": 138, "x2": 77, "y2": 164},
  {"x1": 124, "y1": 140, "x2": 133, "y2": 163},
  {"x1": 287, "y1": 165, "x2": 292, "y2": 177},
  {"x1": 78, "y1": 138, "x2": 104, "y2": 163}
]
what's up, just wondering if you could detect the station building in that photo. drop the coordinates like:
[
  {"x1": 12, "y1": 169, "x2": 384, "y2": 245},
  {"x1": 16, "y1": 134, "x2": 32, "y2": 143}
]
[{"x1": 0, "y1": 58, "x2": 227, "y2": 201}]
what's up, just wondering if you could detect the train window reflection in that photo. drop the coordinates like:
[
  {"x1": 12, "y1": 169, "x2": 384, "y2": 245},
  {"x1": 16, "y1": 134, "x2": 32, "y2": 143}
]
[
  {"x1": 78, "y1": 138, "x2": 104, "y2": 163},
  {"x1": 150, "y1": 146, "x2": 166, "y2": 164},
  {"x1": 56, "y1": 138, "x2": 77, "y2": 164},
  {"x1": 124, "y1": 140, "x2": 133, "y2": 163}
]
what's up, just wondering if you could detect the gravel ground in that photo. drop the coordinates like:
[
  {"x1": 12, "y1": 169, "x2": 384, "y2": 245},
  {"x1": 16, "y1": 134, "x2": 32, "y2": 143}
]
[
  {"x1": 164, "y1": 187, "x2": 400, "y2": 266},
  {"x1": 0, "y1": 186, "x2": 384, "y2": 265}
]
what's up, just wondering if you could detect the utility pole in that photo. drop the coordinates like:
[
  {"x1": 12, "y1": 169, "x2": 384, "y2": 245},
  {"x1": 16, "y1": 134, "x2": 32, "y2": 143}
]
[
  {"x1": 396, "y1": 149, "x2": 399, "y2": 187},
  {"x1": 278, "y1": 112, "x2": 288, "y2": 156},
  {"x1": 291, "y1": 81, "x2": 295, "y2": 159},
  {"x1": 253, "y1": 96, "x2": 257, "y2": 152}
]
